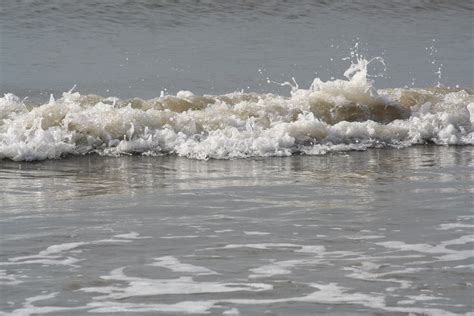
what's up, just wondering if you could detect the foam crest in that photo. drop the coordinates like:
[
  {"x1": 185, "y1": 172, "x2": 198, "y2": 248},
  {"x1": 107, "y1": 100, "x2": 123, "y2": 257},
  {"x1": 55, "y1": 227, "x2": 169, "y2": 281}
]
[{"x1": 1, "y1": 59, "x2": 472, "y2": 161}]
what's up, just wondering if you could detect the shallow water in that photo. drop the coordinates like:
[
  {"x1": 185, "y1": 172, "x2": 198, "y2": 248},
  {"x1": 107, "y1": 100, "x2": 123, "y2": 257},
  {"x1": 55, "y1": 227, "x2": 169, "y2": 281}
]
[
  {"x1": 1, "y1": 0, "x2": 473, "y2": 315},
  {"x1": 1, "y1": 147, "x2": 473, "y2": 315}
]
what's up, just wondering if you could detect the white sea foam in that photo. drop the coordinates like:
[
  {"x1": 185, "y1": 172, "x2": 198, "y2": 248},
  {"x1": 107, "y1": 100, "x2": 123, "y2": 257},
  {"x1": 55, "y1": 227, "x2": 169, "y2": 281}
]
[
  {"x1": 249, "y1": 264, "x2": 293, "y2": 278},
  {"x1": 377, "y1": 235, "x2": 474, "y2": 262},
  {"x1": 79, "y1": 281, "x2": 459, "y2": 315},
  {"x1": 437, "y1": 223, "x2": 474, "y2": 230},
  {"x1": 0, "y1": 270, "x2": 23, "y2": 286},
  {"x1": 243, "y1": 231, "x2": 270, "y2": 236},
  {"x1": 223, "y1": 307, "x2": 241, "y2": 315},
  {"x1": 217, "y1": 243, "x2": 326, "y2": 254},
  {"x1": 243, "y1": 243, "x2": 360, "y2": 279},
  {"x1": 3, "y1": 292, "x2": 85, "y2": 316},
  {"x1": 114, "y1": 232, "x2": 151, "y2": 239},
  {"x1": 0, "y1": 232, "x2": 149, "y2": 268},
  {"x1": 85, "y1": 300, "x2": 216, "y2": 314},
  {"x1": 346, "y1": 235, "x2": 385, "y2": 240},
  {"x1": 3, "y1": 241, "x2": 87, "y2": 267},
  {"x1": 8, "y1": 282, "x2": 460, "y2": 316},
  {"x1": 214, "y1": 229, "x2": 234, "y2": 233},
  {"x1": 149, "y1": 256, "x2": 219, "y2": 275},
  {"x1": 1, "y1": 59, "x2": 472, "y2": 161},
  {"x1": 37, "y1": 242, "x2": 87, "y2": 257},
  {"x1": 343, "y1": 264, "x2": 426, "y2": 290},
  {"x1": 160, "y1": 235, "x2": 200, "y2": 239},
  {"x1": 80, "y1": 267, "x2": 272, "y2": 299}
]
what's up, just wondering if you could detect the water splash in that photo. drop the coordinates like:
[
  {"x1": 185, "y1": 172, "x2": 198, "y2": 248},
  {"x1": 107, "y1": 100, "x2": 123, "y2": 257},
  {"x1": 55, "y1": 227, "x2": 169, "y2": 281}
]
[
  {"x1": 426, "y1": 39, "x2": 444, "y2": 88},
  {"x1": 0, "y1": 58, "x2": 472, "y2": 161}
]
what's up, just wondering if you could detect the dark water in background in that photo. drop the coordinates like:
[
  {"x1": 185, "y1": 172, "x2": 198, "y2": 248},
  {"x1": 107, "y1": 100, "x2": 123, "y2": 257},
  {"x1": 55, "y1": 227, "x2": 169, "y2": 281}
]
[
  {"x1": 1, "y1": 1, "x2": 474, "y2": 315},
  {"x1": 1, "y1": 0, "x2": 473, "y2": 99}
]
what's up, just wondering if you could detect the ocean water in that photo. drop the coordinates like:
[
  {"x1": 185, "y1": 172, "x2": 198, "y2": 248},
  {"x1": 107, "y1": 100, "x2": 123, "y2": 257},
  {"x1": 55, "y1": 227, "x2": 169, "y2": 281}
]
[{"x1": 1, "y1": 0, "x2": 473, "y2": 315}]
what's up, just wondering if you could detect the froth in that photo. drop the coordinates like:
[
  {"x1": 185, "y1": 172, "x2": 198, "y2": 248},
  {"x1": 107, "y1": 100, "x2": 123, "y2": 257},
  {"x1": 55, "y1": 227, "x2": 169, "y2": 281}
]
[{"x1": 1, "y1": 59, "x2": 472, "y2": 161}]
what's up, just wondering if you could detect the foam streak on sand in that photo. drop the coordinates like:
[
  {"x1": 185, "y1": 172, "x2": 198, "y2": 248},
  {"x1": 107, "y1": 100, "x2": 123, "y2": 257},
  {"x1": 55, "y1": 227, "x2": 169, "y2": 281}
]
[{"x1": 1, "y1": 58, "x2": 472, "y2": 161}]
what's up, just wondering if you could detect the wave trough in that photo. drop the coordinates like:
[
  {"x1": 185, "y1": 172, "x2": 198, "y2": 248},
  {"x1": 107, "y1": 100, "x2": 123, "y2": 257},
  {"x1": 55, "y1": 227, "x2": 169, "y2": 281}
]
[{"x1": 1, "y1": 59, "x2": 473, "y2": 161}]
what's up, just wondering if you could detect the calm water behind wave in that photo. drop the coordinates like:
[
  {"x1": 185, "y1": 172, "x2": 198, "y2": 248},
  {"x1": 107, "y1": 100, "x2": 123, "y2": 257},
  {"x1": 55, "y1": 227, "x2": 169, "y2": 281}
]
[{"x1": 1, "y1": 0, "x2": 473, "y2": 99}]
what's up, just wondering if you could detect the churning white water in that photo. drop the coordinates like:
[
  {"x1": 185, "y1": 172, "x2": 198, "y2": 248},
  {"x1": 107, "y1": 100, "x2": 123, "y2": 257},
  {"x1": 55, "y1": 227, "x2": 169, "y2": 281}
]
[{"x1": 1, "y1": 58, "x2": 472, "y2": 161}]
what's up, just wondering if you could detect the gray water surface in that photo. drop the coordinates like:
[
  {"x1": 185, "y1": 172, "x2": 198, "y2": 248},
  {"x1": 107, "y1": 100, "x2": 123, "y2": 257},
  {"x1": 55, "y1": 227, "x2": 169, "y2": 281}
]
[
  {"x1": 1, "y1": 147, "x2": 473, "y2": 315},
  {"x1": 1, "y1": 0, "x2": 473, "y2": 100}
]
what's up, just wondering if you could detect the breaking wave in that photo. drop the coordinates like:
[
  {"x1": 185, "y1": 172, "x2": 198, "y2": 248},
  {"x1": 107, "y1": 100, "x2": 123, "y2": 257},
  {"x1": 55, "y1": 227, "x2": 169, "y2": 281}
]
[{"x1": 1, "y1": 58, "x2": 473, "y2": 161}]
